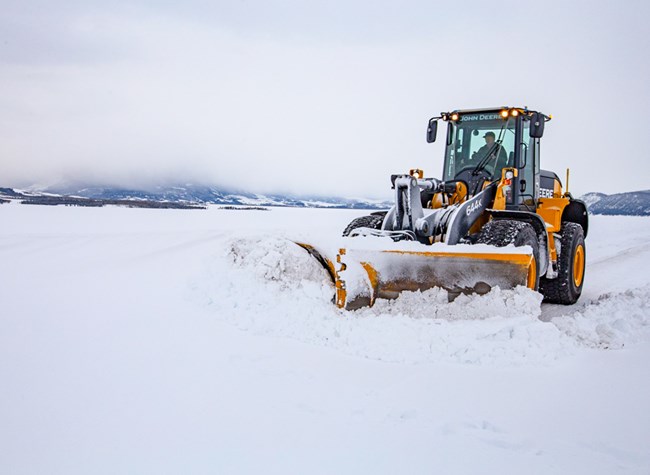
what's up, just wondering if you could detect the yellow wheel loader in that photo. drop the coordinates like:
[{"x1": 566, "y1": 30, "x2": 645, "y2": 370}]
[{"x1": 298, "y1": 107, "x2": 588, "y2": 310}]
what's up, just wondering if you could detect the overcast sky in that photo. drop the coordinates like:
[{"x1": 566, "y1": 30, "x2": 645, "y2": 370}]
[{"x1": 1, "y1": 0, "x2": 649, "y2": 197}]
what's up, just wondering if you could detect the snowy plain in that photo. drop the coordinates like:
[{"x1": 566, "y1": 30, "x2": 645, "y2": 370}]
[{"x1": 1, "y1": 203, "x2": 649, "y2": 474}]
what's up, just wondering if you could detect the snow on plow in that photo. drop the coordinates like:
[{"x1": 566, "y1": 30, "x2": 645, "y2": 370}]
[{"x1": 296, "y1": 241, "x2": 536, "y2": 311}]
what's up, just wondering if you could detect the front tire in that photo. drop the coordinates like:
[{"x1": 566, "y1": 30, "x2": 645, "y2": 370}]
[
  {"x1": 475, "y1": 219, "x2": 540, "y2": 290},
  {"x1": 342, "y1": 214, "x2": 385, "y2": 237},
  {"x1": 539, "y1": 222, "x2": 585, "y2": 304}
]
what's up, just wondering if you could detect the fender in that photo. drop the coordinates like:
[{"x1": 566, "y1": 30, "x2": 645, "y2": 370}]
[{"x1": 562, "y1": 199, "x2": 589, "y2": 238}]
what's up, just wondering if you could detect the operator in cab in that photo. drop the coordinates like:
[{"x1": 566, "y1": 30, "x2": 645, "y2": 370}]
[{"x1": 471, "y1": 131, "x2": 509, "y2": 178}]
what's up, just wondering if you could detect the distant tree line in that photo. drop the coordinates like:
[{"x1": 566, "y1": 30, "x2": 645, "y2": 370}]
[
  {"x1": 219, "y1": 206, "x2": 269, "y2": 211},
  {"x1": 0, "y1": 188, "x2": 206, "y2": 209},
  {"x1": 19, "y1": 195, "x2": 205, "y2": 209}
]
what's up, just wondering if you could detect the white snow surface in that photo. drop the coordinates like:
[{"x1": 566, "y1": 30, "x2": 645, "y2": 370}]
[{"x1": 1, "y1": 206, "x2": 649, "y2": 474}]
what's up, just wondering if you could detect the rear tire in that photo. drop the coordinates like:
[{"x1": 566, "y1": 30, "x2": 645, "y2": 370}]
[
  {"x1": 475, "y1": 219, "x2": 540, "y2": 290},
  {"x1": 539, "y1": 222, "x2": 585, "y2": 304},
  {"x1": 342, "y1": 214, "x2": 385, "y2": 237}
]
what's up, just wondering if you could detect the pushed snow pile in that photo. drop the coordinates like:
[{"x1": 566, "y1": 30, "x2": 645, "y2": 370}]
[
  {"x1": 551, "y1": 286, "x2": 650, "y2": 349},
  {"x1": 227, "y1": 236, "x2": 330, "y2": 290},
  {"x1": 195, "y1": 237, "x2": 547, "y2": 365},
  {"x1": 194, "y1": 236, "x2": 650, "y2": 366}
]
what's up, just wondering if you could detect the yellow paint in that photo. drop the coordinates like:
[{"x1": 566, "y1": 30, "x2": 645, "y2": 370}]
[
  {"x1": 360, "y1": 261, "x2": 380, "y2": 306},
  {"x1": 430, "y1": 192, "x2": 444, "y2": 209},
  {"x1": 451, "y1": 181, "x2": 468, "y2": 205},
  {"x1": 573, "y1": 243, "x2": 585, "y2": 287},
  {"x1": 554, "y1": 177, "x2": 563, "y2": 198},
  {"x1": 547, "y1": 231, "x2": 558, "y2": 262},
  {"x1": 468, "y1": 213, "x2": 489, "y2": 236},
  {"x1": 492, "y1": 167, "x2": 517, "y2": 210},
  {"x1": 527, "y1": 256, "x2": 537, "y2": 289},
  {"x1": 380, "y1": 249, "x2": 533, "y2": 266},
  {"x1": 335, "y1": 280, "x2": 347, "y2": 309},
  {"x1": 335, "y1": 247, "x2": 348, "y2": 308},
  {"x1": 493, "y1": 185, "x2": 506, "y2": 210},
  {"x1": 537, "y1": 197, "x2": 569, "y2": 233}
]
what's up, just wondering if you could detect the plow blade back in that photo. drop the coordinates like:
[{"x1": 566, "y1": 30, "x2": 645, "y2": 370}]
[{"x1": 297, "y1": 242, "x2": 536, "y2": 311}]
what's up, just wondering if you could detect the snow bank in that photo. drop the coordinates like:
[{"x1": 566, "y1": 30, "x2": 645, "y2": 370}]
[
  {"x1": 227, "y1": 236, "x2": 329, "y2": 289},
  {"x1": 194, "y1": 235, "x2": 650, "y2": 366},
  {"x1": 551, "y1": 286, "x2": 650, "y2": 349}
]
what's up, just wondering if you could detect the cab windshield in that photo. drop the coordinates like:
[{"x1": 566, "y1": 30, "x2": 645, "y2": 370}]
[{"x1": 443, "y1": 113, "x2": 516, "y2": 181}]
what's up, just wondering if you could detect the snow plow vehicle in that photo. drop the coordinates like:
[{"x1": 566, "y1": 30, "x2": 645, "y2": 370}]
[{"x1": 298, "y1": 107, "x2": 588, "y2": 310}]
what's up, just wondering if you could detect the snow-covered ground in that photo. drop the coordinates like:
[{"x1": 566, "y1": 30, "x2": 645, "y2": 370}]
[{"x1": 1, "y1": 203, "x2": 649, "y2": 474}]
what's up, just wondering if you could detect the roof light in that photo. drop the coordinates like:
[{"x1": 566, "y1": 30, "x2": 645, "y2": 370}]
[
  {"x1": 510, "y1": 109, "x2": 519, "y2": 117},
  {"x1": 450, "y1": 113, "x2": 459, "y2": 121},
  {"x1": 500, "y1": 110, "x2": 509, "y2": 118}
]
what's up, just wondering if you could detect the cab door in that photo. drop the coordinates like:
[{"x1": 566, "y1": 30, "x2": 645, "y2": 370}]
[{"x1": 512, "y1": 118, "x2": 539, "y2": 210}]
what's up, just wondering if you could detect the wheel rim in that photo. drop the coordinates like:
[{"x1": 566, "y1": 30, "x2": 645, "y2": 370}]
[
  {"x1": 573, "y1": 244, "x2": 585, "y2": 287},
  {"x1": 527, "y1": 256, "x2": 537, "y2": 290}
]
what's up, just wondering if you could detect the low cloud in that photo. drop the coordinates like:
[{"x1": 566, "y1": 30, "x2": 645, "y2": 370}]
[{"x1": 1, "y1": 1, "x2": 649, "y2": 197}]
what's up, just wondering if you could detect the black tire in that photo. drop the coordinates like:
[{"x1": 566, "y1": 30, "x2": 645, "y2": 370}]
[
  {"x1": 342, "y1": 214, "x2": 385, "y2": 237},
  {"x1": 539, "y1": 222, "x2": 585, "y2": 305},
  {"x1": 475, "y1": 219, "x2": 540, "y2": 290}
]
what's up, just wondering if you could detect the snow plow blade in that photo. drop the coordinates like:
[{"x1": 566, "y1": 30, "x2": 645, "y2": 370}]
[{"x1": 296, "y1": 242, "x2": 536, "y2": 311}]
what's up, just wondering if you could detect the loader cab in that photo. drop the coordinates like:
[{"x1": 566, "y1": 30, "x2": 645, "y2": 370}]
[{"x1": 436, "y1": 107, "x2": 545, "y2": 211}]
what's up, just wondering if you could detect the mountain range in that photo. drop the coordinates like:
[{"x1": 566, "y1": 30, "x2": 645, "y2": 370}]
[
  {"x1": 579, "y1": 191, "x2": 650, "y2": 216},
  {"x1": 2, "y1": 184, "x2": 649, "y2": 216},
  {"x1": 0, "y1": 184, "x2": 392, "y2": 210}
]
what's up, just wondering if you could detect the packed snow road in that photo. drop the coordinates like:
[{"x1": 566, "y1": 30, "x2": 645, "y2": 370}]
[{"x1": 1, "y1": 203, "x2": 649, "y2": 474}]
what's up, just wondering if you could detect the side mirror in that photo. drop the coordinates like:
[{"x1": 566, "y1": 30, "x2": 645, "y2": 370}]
[
  {"x1": 530, "y1": 112, "x2": 545, "y2": 138},
  {"x1": 426, "y1": 119, "x2": 438, "y2": 143}
]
